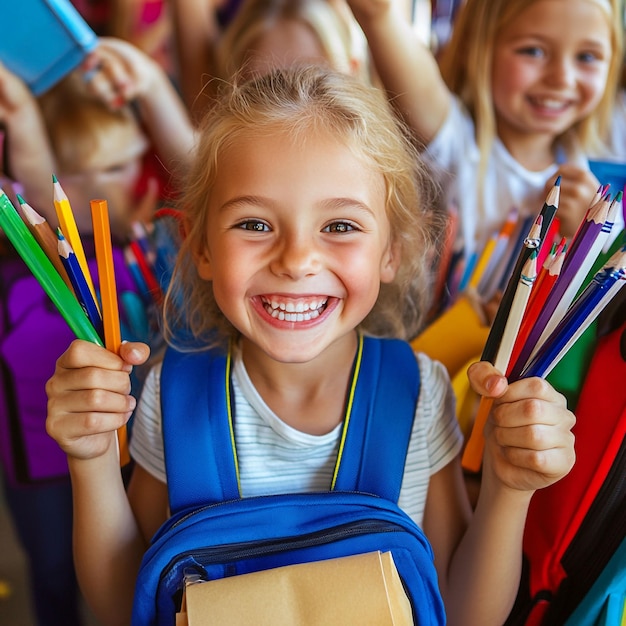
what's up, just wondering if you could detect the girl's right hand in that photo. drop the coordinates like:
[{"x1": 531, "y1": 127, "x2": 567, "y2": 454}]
[{"x1": 46, "y1": 339, "x2": 150, "y2": 461}]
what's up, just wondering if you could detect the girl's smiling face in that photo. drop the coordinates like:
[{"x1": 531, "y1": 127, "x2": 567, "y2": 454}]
[
  {"x1": 491, "y1": 0, "x2": 612, "y2": 158},
  {"x1": 192, "y1": 129, "x2": 398, "y2": 364}
]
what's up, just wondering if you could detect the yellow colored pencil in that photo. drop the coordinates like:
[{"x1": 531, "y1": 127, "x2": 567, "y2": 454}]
[
  {"x1": 90, "y1": 198, "x2": 129, "y2": 466},
  {"x1": 53, "y1": 175, "x2": 99, "y2": 308}
]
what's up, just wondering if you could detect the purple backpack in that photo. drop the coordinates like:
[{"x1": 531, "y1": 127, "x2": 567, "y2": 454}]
[{"x1": 0, "y1": 237, "x2": 149, "y2": 486}]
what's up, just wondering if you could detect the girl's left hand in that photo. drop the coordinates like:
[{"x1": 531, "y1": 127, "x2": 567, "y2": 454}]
[
  {"x1": 467, "y1": 361, "x2": 576, "y2": 493},
  {"x1": 545, "y1": 164, "x2": 600, "y2": 239}
]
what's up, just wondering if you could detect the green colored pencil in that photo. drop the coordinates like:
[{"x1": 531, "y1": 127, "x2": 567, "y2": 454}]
[{"x1": 0, "y1": 188, "x2": 104, "y2": 346}]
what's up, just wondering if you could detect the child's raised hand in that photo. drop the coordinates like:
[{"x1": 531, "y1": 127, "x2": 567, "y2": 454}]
[
  {"x1": 46, "y1": 339, "x2": 150, "y2": 461},
  {"x1": 545, "y1": 164, "x2": 600, "y2": 238},
  {"x1": 467, "y1": 361, "x2": 576, "y2": 494},
  {"x1": 0, "y1": 61, "x2": 33, "y2": 119},
  {"x1": 81, "y1": 37, "x2": 161, "y2": 110}
]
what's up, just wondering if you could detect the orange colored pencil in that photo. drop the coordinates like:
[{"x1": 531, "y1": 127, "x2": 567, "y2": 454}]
[{"x1": 90, "y1": 199, "x2": 129, "y2": 466}]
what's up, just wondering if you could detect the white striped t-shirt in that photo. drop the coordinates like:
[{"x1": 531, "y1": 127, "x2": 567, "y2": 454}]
[{"x1": 129, "y1": 350, "x2": 462, "y2": 527}]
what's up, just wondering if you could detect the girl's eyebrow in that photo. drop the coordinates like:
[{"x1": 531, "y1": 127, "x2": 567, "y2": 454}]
[
  {"x1": 507, "y1": 33, "x2": 610, "y2": 49},
  {"x1": 218, "y1": 195, "x2": 376, "y2": 216}
]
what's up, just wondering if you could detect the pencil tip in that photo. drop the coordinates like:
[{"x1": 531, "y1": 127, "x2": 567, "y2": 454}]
[
  {"x1": 16, "y1": 194, "x2": 25, "y2": 204},
  {"x1": 52, "y1": 173, "x2": 58, "y2": 183},
  {"x1": 616, "y1": 191, "x2": 623, "y2": 202},
  {"x1": 56, "y1": 227, "x2": 64, "y2": 239},
  {"x1": 555, "y1": 175, "x2": 561, "y2": 186}
]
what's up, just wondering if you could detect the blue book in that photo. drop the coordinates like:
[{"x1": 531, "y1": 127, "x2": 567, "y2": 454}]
[
  {"x1": 589, "y1": 159, "x2": 626, "y2": 196},
  {"x1": 0, "y1": 0, "x2": 97, "y2": 95}
]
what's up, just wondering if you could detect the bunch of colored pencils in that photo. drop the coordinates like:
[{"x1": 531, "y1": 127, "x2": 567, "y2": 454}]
[
  {"x1": 0, "y1": 179, "x2": 129, "y2": 465},
  {"x1": 462, "y1": 179, "x2": 625, "y2": 472}
]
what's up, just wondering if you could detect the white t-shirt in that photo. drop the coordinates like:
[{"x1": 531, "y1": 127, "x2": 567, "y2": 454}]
[
  {"x1": 608, "y1": 90, "x2": 626, "y2": 160},
  {"x1": 129, "y1": 349, "x2": 463, "y2": 528},
  {"x1": 424, "y1": 97, "x2": 589, "y2": 261}
]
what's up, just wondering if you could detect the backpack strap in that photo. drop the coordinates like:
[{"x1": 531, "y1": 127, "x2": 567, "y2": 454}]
[
  {"x1": 161, "y1": 335, "x2": 420, "y2": 514},
  {"x1": 161, "y1": 346, "x2": 239, "y2": 513},
  {"x1": 331, "y1": 335, "x2": 420, "y2": 502}
]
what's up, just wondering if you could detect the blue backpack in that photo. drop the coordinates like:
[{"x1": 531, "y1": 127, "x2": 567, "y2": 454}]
[{"x1": 131, "y1": 335, "x2": 446, "y2": 625}]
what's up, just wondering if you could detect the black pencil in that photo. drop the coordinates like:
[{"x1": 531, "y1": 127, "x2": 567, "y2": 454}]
[{"x1": 481, "y1": 176, "x2": 561, "y2": 363}]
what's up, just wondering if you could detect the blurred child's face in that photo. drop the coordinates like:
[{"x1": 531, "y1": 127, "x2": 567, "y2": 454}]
[
  {"x1": 193, "y1": 130, "x2": 398, "y2": 364},
  {"x1": 491, "y1": 0, "x2": 611, "y2": 152},
  {"x1": 242, "y1": 18, "x2": 331, "y2": 79},
  {"x1": 57, "y1": 123, "x2": 150, "y2": 239}
]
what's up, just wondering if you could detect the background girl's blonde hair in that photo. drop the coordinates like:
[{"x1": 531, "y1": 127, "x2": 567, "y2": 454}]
[
  {"x1": 215, "y1": 0, "x2": 370, "y2": 83},
  {"x1": 164, "y1": 65, "x2": 443, "y2": 350},
  {"x1": 438, "y1": 0, "x2": 623, "y2": 191},
  {"x1": 38, "y1": 73, "x2": 141, "y2": 176}
]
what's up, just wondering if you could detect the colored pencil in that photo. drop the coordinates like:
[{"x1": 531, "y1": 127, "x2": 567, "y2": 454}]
[
  {"x1": 0, "y1": 188, "x2": 103, "y2": 345},
  {"x1": 476, "y1": 208, "x2": 519, "y2": 298},
  {"x1": 493, "y1": 215, "x2": 534, "y2": 296},
  {"x1": 480, "y1": 211, "x2": 544, "y2": 363},
  {"x1": 130, "y1": 239, "x2": 163, "y2": 305},
  {"x1": 509, "y1": 243, "x2": 566, "y2": 369},
  {"x1": 53, "y1": 174, "x2": 99, "y2": 308},
  {"x1": 463, "y1": 179, "x2": 560, "y2": 471},
  {"x1": 90, "y1": 199, "x2": 129, "y2": 466},
  {"x1": 520, "y1": 246, "x2": 626, "y2": 379},
  {"x1": 519, "y1": 192, "x2": 616, "y2": 371},
  {"x1": 470, "y1": 233, "x2": 497, "y2": 290},
  {"x1": 90, "y1": 200, "x2": 121, "y2": 352},
  {"x1": 16, "y1": 193, "x2": 74, "y2": 293},
  {"x1": 432, "y1": 205, "x2": 459, "y2": 311},
  {"x1": 124, "y1": 245, "x2": 151, "y2": 303},
  {"x1": 462, "y1": 251, "x2": 538, "y2": 472},
  {"x1": 57, "y1": 230, "x2": 104, "y2": 340}
]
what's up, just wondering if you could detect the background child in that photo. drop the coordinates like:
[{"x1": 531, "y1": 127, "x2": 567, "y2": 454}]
[
  {"x1": 0, "y1": 36, "x2": 193, "y2": 625},
  {"x1": 213, "y1": 0, "x2": 372, "y2": 85},
  {"x1": 346, "y1": 0, "x2": 623, "y2": 264},
  {"x1": 46, "y1": 65, "x2": 575, "y2": 626}
]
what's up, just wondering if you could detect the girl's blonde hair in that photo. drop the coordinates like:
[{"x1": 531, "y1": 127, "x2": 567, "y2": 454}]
[
  {"x1": 164, "y1": 65, "x2": 443, "y2": 350},
  {"x1": 215, "y1": 0, "x2": 371, "y2": 83},
  {"x1": 438, "y1": 0, "x2": 623, "y2": 175}
]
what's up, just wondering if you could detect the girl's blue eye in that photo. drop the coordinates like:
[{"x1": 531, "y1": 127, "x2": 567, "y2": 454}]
[
  {"x1": 517, "y1": 46, "x2": 544, "y2": 59},
  {"x1": 324, "y1": 221, "x2": 356, "y2": 233},
  {"x1": 577, "y1": 51, "x2": 599, "y2": 64},
  {"x1": 238, "y1": 220, "x2": 269, "y2": 232}
]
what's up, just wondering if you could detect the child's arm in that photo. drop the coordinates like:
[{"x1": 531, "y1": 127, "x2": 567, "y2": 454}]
[
  {"x1": 346, "y1": 0, "x2": 450, "y2": 145},
  {"x1": 423, "y1": 362, "x2": 575, "y2": 626},
  {"x1": 0, "y1": 62, "x2": 56, "y2": 217},
  {"x1": 46, "y1": 339, "x2": 167, "y2": 626},
  {"x1": 81, "y1": 37, "x2": 196, "y2": 174},
  {"x1": 169, "y1": 0, "x2": 222, "y2": 121}
]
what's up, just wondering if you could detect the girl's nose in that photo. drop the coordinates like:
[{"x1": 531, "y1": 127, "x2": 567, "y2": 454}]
[
  {"x1": 545, "y1": 55, "x2": 577, "y2": 88},
  {"x1": 270, "y1": 233, "x2": 321, "y2": 279}
]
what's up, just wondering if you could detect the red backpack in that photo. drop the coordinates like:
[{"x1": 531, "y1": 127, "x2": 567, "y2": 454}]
[{"x1": 506, "y1": 307, "x2": 626, "y2": 625}]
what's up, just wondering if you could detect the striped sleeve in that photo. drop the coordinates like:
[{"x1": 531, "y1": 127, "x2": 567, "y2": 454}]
[
  {"x1": 129, "y1": 361, "x2": 167, "y2": 483},
  {"x1": 397, "y1": 352, "x2": 463, "y2": 527}
]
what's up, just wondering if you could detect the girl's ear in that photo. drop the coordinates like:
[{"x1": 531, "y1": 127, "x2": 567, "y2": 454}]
[
  {"x1": 185, "y1": 215, "x2": 213, "y2": 280},
  {"x1": 380, "y1": 239, "x2": 401, "y2": 284},
  {"x1": 194, "y1": 248, "x2": 213, "y2": 281}
]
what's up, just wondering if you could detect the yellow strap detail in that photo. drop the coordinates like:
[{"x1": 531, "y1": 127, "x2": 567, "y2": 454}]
[{"x1": 330, "y1": 333, "x2": 364, "y2": 490}]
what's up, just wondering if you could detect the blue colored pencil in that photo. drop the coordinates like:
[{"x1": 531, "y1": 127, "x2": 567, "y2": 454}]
[
  {"x1": 509, "y1": 195, "x2": 613, "y2": 378},
  {"x1": 520, "y1": 246, "x2": 626, "y2": 379},
  {"x1": 57, "y1": 229, "x2": 104, "y2": 340}
]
